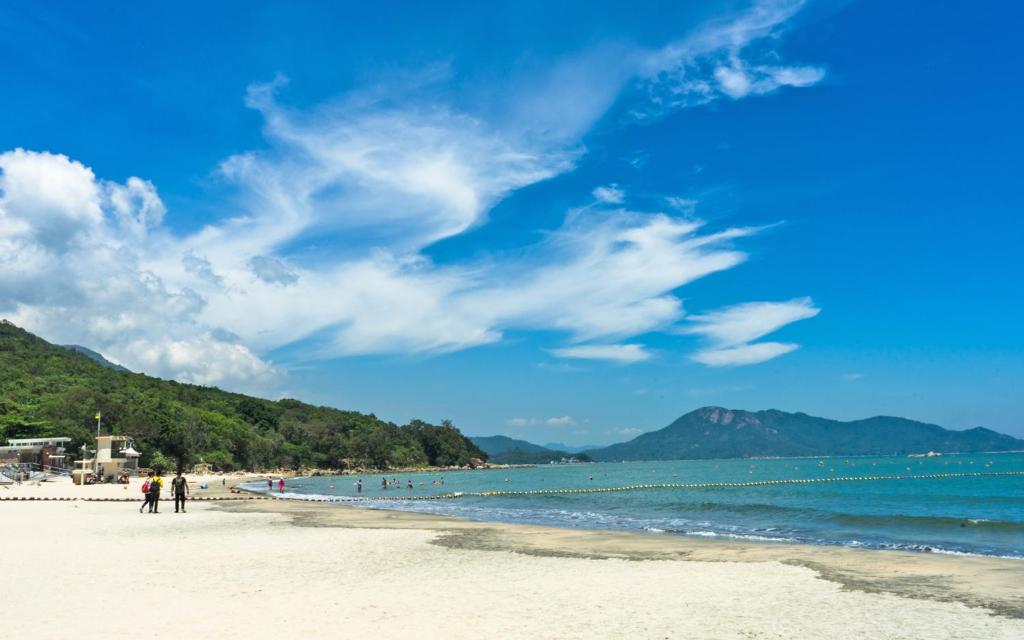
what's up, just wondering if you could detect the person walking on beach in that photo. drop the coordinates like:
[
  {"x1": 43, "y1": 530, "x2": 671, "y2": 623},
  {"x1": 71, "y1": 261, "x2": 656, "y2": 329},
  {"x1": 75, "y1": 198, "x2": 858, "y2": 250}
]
[
  {"x1": 148, "y1": 471, "x2": 164, "y2": 513},
  {"x1": 278, "y1": 477, "x2": 285, "y2": 493},
  {"x1": 171, "y1": 471, "x2": 189, "y2": 513},
  {"x1": 267, "y1": 477, "x2": 273, "y2": 492},
  {"x1": 139, "y1": 471, "x2": 155, "y2": 513}
]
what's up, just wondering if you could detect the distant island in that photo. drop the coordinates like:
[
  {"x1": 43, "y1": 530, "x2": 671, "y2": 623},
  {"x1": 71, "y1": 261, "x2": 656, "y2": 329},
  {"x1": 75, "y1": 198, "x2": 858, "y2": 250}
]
[
  {"x1": 469, "y1": 435, "x2": 590, "y2": 464},
  {"x1": 584, "y1": 406, "x2": 1024, "y2": 461}
]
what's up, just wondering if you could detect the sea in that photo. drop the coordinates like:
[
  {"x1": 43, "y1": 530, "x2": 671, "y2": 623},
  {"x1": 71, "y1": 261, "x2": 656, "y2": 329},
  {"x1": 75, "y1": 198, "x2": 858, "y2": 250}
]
[{"x1": 242, "y1": 452, "x2": 1024, "y2": 559}]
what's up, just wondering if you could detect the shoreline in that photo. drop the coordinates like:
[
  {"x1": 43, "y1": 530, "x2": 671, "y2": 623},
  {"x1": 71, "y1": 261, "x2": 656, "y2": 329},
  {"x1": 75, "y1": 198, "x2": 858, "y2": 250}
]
[
  {"x1": 237, "y1": 483, "x2": 1024, "y2": 561},
  {"x1": 219, "y1": 494, "x2": 1024, "y2": 620}
]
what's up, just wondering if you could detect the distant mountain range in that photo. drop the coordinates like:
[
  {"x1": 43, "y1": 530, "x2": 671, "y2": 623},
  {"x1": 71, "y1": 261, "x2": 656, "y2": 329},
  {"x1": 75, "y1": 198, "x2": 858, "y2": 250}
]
[
  {"x1": 543, "y1": 442, "x2": 601, "y2": 454},
  {"x1": 469, "y1": 436, "x2": 589, "y2": 464},
  {"x1": 585, "y1": 407, "x2": 1024, "y2": 461}
]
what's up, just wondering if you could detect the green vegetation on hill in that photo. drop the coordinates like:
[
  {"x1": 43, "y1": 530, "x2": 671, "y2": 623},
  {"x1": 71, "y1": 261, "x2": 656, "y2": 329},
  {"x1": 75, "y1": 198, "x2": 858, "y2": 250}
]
[
  {"x1": 470, "y1": 435, "x2": 590, "y2": 464},
  {"x1": 586, "y1": 406, "x2": 1024, "y2": 461},
  {"x1": 0, "y1": 321, "x2": 486, "y2": 471}
]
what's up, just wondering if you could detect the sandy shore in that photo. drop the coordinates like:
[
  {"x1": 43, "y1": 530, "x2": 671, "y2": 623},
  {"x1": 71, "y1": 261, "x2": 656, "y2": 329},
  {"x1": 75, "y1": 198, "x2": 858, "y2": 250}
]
[{"x1": 2, "y1": 479, "x2": 1022, "y2": 639}]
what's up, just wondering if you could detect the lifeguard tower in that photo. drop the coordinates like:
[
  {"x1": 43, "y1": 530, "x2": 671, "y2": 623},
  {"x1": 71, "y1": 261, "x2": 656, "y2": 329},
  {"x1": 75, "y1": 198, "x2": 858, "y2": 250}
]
[{"x1": 73, "y1": 435, "x2": 141, "y2": 484}]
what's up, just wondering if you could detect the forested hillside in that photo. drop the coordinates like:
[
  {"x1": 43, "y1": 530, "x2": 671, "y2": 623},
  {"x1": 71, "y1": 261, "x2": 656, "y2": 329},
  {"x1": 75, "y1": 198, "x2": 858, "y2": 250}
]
[{"x1": 0, "y1": 321, "x2": 486, "y2": 471}]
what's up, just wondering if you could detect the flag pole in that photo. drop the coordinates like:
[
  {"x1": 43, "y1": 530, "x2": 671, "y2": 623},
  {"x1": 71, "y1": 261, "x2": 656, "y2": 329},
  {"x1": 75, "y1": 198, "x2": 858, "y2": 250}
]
[{"x1": 94, "y1": 412, "x2": 101, "y2": 477}]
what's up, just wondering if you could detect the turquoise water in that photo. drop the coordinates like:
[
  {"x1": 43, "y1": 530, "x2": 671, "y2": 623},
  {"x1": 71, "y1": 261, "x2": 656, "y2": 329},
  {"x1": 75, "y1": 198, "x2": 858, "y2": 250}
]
[{"x1": 247, "y1": 452, "x2": 1024, "y2": 558}]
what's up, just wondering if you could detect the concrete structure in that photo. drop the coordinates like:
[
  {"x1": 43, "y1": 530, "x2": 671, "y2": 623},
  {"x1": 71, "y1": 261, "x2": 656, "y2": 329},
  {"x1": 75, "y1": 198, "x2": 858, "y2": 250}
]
[
  {"x1": 72, "y1": 435, "x2": 141, "y2": 484},
  {"x1": 0, "y1": 437, "x2": 72, "y2": 469}
]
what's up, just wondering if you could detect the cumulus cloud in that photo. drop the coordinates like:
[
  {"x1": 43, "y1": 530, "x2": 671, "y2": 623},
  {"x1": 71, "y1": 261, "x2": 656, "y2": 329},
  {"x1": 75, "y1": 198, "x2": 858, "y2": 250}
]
[
  {"x1": 684, "y1": 297, "x2": 819, "y2": 366},
  {"x1": 550, "y1": 343, "x2": 652, "y2": 364},
  {"x1": 0, "y1": 149, "x2": 278, "y2": 392}
]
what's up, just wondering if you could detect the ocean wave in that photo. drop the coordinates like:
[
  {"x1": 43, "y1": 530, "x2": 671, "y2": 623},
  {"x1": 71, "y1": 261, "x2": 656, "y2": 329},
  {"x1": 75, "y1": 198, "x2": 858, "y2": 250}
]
[
  {"x1": 251, "y1": 474, "x2": 1024, "y2": 559},
  {"x1": 834, "y1": 511, "x2": 1024, "y2": 532}
]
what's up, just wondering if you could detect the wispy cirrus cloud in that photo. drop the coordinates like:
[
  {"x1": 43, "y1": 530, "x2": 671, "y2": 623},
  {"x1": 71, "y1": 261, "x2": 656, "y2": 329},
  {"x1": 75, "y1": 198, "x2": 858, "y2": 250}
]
[
  {"x1": 550, "y1": 343, "x2": 652, "y2": 364},
  {"x1": 545, "y1": 416, "x2": 576, "y2": 426},
  {"x1": 684, "y1": 297, "x2": 820, "y2": 366},
  {"x1": 0, "y1": 0, "x2": 824, "y2": 388},
  {"x1": 636, "y1": 0, "x2": 824, "y2": 117}
]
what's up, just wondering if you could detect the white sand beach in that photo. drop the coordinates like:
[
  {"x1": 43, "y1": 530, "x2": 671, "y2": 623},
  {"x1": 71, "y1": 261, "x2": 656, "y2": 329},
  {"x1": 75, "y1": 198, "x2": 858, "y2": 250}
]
[{"x1": 2, "y1": 479, "x2": 1023, "y2": 640}]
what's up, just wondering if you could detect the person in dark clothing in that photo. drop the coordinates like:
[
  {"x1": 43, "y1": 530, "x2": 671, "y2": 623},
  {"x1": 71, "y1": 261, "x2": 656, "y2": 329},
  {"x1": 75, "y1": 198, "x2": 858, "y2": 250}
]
[
  {"x1": 149, "y1": 472, "x2": 163, "y2": 513},
  {"x1": 171, "y1": 471, "x2": 189, "y2": 513}
]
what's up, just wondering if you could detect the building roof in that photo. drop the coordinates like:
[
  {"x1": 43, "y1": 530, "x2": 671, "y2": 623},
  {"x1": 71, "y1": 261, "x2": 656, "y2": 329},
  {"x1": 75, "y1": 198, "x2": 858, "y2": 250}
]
[{"x1": 6, "y1": 437, "x2": 72, "y2": 446}]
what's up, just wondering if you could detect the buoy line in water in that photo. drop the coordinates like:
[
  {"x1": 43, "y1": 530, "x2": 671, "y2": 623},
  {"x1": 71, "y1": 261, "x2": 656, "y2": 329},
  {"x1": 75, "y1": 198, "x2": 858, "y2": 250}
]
[{"x1": 286, "y1": 470, "x2": 1024, "y2": 503}]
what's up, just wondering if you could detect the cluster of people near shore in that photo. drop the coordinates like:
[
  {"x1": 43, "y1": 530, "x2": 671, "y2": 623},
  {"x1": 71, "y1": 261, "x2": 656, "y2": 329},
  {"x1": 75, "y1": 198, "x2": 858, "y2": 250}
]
[
  {"x1": 139, "y1": 470, "x2": 189, "y2": 514},
  {"x1": 369, "y1": 476, "x2": 444, "y2": 492}
]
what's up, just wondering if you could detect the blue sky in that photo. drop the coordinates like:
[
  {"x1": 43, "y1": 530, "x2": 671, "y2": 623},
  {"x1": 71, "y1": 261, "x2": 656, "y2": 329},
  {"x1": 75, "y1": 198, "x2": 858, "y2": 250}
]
[{"x1": 1, "y1": 0, "x2": 1022, "y2": 442}]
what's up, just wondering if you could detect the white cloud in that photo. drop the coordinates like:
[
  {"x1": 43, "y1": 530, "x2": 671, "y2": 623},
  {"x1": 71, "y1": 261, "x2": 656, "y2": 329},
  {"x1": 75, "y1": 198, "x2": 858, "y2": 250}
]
[
  {"x1": 0, "y1": 1, "x2": 824, "y2": 387},
  {"x1": 550, "y1": 343, "x2": 652, "y2": 364},
  {"x1": 505, "y1": 417, "x2": 533, "y2": 427},
  {"x1": 684, "y1": 297, "x2": 819, "y2": 367},
  {"x1": 665, "y1": 196, "x2": 698, "y2": 214},
  {"x1": 842, "y1": 372, "x2": 865, "y2": 381},
  {"x1": 546, "y1": 416, "x2": 576, "y2": 426},
  {"x1": 636, "y1": 0, "x2": 824, "y2": 117},
  {"x1": 0, "y1": 149, "x2": 278, "y2": 393},
  {"x1": 0, "y1": 148, "x2": 103, "y2": 248},
  {"x1": 248, "y1": 255, "x2": 298, "y2": 286},
  {"x1": 684, "y1": 297, "x2": 820, "y2": 346},
  {"x1": 592, "y1": 184, "x2": 625, "y2": 204},
  {"x1": 119, "y1": 333, "x2": 277, "y2": 387},
  {"x1": 614, "y1": 427, "x2": 643, "y2": 437},
  {"x1": 224, "y1": 77, "x2": 577, "y2": 253},
  {"x1": 691, "y1": 342, "x2": 798, "y2": 367},
  {"x1": 105, "y1": 176, "x2": 165, "y2": 239}
]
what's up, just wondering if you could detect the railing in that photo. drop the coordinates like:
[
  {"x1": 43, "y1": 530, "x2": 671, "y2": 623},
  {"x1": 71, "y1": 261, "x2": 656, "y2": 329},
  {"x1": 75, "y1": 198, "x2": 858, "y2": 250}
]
[{"x1": 0, "y1": 462, "x2": 71, "y2": 481}]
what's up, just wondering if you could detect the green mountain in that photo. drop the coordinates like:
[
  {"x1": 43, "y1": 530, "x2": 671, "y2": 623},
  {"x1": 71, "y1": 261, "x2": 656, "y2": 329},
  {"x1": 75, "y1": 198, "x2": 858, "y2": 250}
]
[
  {"x1": 470, "y1": 435, "x2": 589, "y2": 464},
  {"x1": 587, "y1": 406, "x2": 1024, "y2": 461},
  {"x1": 61, "y1": 345, "x2": 132, "y2": 373},
  {"x1": 0, "y1": 320, "x2": 486, "y2": 471},
  {"x1": 544, "y1": 441, "x2": 601, "y2": 454}
]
